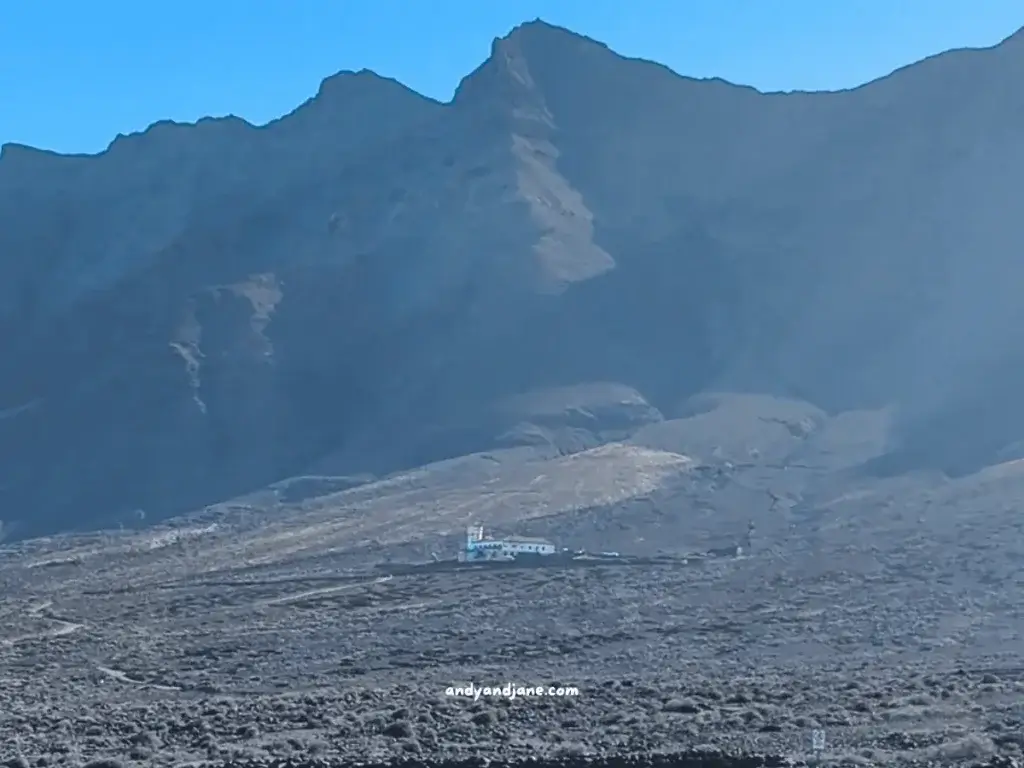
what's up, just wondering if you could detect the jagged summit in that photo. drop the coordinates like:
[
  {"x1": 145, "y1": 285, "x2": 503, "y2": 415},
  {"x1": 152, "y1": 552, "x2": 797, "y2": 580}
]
[
  {"x1": 106, "y1": 115, "x2": 254, "y2": 149},
  {"x1": 501, "y1": 17, "x2": 609, "y2": 48},
  {"x1": 311, "y1": 67, "x2": 436, "y2": 104},
  {"x1": 8, "y1": 19, "x2": 1022, "y2": 162},
  {"x1": 451, "y1": 18, "x2": 612, "y2": 109},
  {"x1": 3, "y1": 72, "x2": 432, "y2": 165}
]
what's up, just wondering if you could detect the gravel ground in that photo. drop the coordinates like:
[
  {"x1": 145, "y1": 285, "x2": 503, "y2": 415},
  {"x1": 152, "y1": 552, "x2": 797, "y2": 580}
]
[{"x1": 2, "y1": 518, "x2": 1024, "y2": 768}]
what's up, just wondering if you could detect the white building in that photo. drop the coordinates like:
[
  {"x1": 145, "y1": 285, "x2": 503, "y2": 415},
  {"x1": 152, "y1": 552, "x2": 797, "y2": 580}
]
[{"x1": 459, "y1": 525, "x2": 556, "y2": 562}]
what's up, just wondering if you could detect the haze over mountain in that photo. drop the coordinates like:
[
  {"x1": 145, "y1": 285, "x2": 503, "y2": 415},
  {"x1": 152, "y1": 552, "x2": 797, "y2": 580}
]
[{"x1": 2, "y1": 19, "x2": 1024, "y2": 541}]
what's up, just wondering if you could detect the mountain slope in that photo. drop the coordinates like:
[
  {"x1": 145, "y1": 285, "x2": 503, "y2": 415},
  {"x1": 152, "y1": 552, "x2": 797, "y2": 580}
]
[{"x1": 2, "y1": 21, "x2": 1024, "y2": 539}]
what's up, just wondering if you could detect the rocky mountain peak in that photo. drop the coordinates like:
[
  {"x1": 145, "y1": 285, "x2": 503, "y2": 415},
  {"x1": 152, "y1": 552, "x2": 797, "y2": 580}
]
[
  {"x1": 310, "y1": 68, "x2": 431, "y2": 106},
  {"x1": 451, "y1": 19, "x2": 607, "y2": 114},
  {"x1": 4, "y1": 21, "x2": 1024, "y2": 540}
]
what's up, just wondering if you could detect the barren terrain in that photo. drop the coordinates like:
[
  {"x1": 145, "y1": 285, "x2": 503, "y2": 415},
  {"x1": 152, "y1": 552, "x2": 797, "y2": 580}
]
[
  {"x1": 3, "y1": 395, "x2": 1024, "y2": 767},
  {"x1": 4, "y1": 18, "x2": 1024, "y2": 768}
]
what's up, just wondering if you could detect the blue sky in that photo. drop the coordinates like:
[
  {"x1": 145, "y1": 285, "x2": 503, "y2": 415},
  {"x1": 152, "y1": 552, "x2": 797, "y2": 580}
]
[{"x1": 3, "y1": 0, "x2": 1022, "y2": 155}]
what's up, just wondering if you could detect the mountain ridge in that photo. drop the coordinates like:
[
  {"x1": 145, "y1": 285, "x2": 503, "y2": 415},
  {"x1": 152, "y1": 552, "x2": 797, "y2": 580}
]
[
  {"x1": 6, "y1": 19, "x2": 1024, "y2": 165},
  {"x1": 3, "y1": 19, "x2": 1024, "y2": 540}
]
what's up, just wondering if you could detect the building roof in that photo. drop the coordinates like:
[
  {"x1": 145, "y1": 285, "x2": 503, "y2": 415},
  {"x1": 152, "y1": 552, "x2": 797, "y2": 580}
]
[{"x1": 503, "y1": 536, "x2": 553, "y2": 544}]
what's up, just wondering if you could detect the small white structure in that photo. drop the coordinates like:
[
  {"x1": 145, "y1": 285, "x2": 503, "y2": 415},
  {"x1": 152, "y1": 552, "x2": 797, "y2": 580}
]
[{"x1": 459, "y1": 525, "x2": 556, "y2": 562}]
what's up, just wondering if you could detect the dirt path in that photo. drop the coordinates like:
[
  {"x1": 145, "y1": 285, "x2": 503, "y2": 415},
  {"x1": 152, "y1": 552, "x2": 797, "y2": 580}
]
[
  {"x1": 259, "y1": 574, "x2": 392, "y2": 606},
  {"x1": 96, "y1": 665, "x2": 182, "y2": 691}
]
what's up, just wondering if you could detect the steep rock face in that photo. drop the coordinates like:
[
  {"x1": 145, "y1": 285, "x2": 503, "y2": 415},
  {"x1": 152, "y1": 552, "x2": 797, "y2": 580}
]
[{"x1": 2, "y1": 21, "x2": 1024, "y2": 538}]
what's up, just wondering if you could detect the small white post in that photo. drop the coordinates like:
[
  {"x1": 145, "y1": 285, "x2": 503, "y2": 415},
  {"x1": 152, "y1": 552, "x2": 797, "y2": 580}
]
[{"x1": 810, "y1": 729, "x2": 825, "y2": 765}]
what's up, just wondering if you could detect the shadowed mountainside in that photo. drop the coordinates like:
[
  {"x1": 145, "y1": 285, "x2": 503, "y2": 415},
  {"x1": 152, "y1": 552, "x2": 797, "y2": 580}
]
[{"x1": 2, "y1": 20, "x2": 1024, "y2": 539}]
